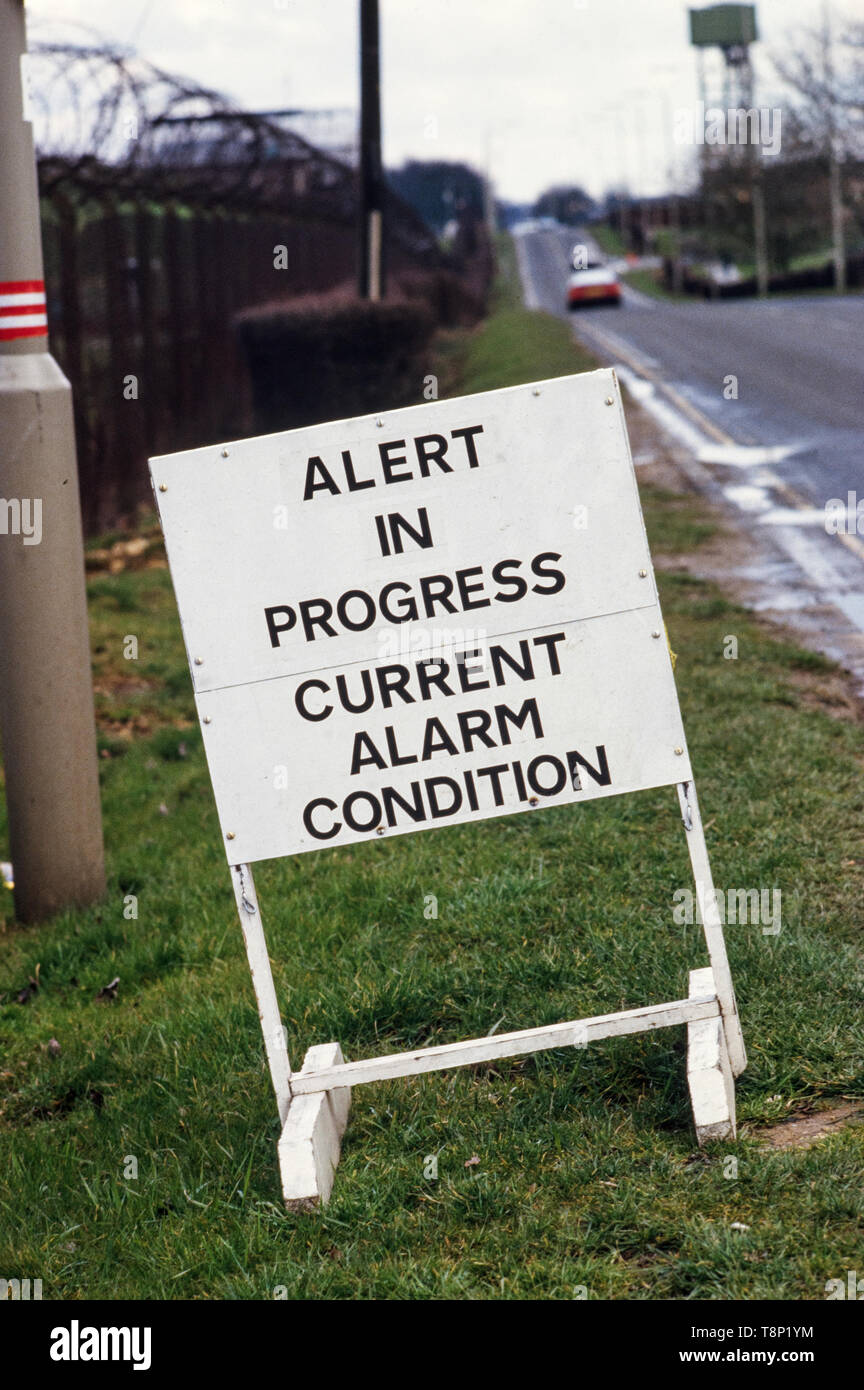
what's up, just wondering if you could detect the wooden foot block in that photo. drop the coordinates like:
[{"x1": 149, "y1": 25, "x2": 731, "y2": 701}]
[
  {"x1": 687, "y1": 968, "x2": 736, "y2": 1144},
  {"x1": 278, "y1": 1043, "x2": 351, "y2": 1209}
]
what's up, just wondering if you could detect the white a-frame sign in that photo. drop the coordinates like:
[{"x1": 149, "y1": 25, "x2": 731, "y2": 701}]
[{"x1": 151, "y1": 369, "x2": 745, "y2": 1208}]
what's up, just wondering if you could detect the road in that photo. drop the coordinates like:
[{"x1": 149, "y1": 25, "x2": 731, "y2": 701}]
[
  {"x1": 515, "y1": 225, "x2": 864, "y2": 679},
  {"x1": 517, "y1": 225, "x2": 862, "y2": 504}
]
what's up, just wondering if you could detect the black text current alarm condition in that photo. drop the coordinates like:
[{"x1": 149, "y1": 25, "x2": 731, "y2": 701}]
[{"x1": 292, "y1": 632, "x2": 568, "y2": 722}]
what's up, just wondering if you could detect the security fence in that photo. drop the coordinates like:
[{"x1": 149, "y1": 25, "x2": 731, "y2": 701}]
[{"x1": 32, "y1": 45, "x2": 442, "y2": 533}]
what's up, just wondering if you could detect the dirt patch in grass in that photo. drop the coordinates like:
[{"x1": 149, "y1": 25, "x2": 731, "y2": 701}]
[
  {"x1": 756, "y1": 1102, "x2": 864, "y2": 1150},
  {"x1": 94, "y1": 677, "x2": 159, "y2": 699},
  {"x1": 783, "y1": 670, "x2": 864, "y2": 725}
]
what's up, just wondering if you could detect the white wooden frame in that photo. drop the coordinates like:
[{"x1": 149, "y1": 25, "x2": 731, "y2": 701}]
[{"x1": 231, "y1": 778, "x2": 744, "y2": 1208}]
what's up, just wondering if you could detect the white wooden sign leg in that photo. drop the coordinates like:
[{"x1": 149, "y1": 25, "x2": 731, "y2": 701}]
[
  {"x1": 677, "y1": 782, "x2": 747, "y2": 1077},
  {"x1": 687, "y1": 966, "x2": 737, "y2": 1143},
  {"x1": 278, "y1": 1043, "x2": 351, "y2": 1209},
  {"x1": 230, "y1": 864, "x2": 293, "y2": 1124},
  {"x1": 230, "y1": 864, "x2": 351, "y2": 1206}
]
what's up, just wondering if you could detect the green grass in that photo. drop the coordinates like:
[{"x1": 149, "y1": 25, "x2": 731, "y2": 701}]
[
  {"x1": 621, "y1": 268, "x2": 689, "y2": 303},
  {"x1": 1, "y1": 239, "x2": 863, "y2": 1300},
  {"x1": 788, "y1": 248, "x2": 833, "y2": 273},
  {"x1": 87, "y1": 565, "x2": 196, "y2": 746},
  {"x1": 591, "y1": 223, "x2": 626, "y2": 258},
  {"x1": 450, "y1": 232, "x2": 598, "y2": 393}
]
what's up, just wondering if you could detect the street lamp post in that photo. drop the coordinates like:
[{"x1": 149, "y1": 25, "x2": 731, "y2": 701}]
[
  {"x1": 0, "y1": 1, "x2": 105, "y2": 921},
  {"x1": 358, "y1": 0, "x2": 384, "y2": 300}
]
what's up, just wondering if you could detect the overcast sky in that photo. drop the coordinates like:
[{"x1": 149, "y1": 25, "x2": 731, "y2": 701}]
[{"x1": 26, "y1": 0, "x2": 856, "y2": 202}]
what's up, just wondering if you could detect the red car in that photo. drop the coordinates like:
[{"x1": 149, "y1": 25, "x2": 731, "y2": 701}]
[{"x1": 566, "y1": 259, "x2": 621, "y2": 309}]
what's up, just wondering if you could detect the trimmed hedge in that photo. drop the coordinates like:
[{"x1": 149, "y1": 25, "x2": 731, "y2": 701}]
[
  {"x1": 234, "y1": 291, "x2": 435, "y2": 434},
  {"x1": 395, "y1": 267, "x2": 488, "y2": 327}
]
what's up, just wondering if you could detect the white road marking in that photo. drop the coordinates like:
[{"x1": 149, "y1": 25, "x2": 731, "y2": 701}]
[
  {"x1": 514, "y1": 234, "x2": 541, "y2": 310},
  {"x1": 758, "y1": 507, "x2": 829, "y2": 527},
  {"x1": 697, "y1": 442, "x2": 808, "y2": 468},
  {"x1": 619, "y1": 283, "x2": 657, "y2": 310},
  {"x1": 616, "y1": 366, "x2": 708, "y2": 455},
  {"x1": 723, "y1": 484, "x2": 772, "y2": 513}
]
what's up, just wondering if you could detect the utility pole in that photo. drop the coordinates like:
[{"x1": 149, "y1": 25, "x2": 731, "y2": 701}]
[
  {"x1": 613, "y1": 109, "x2": 629, "y2": 245},
  {"x1": 823, "y1": 2, "x2": 846, "y2": 293},
  {"x1": 751, "y1": 171, "x2": 769, "y2": 297},
  {"x1": 689, "y1": 8, "x2": 768, "y2": 296},
  {"x1": 0, "y1": 0, "x2": 105, "y2": 921},
  {"x1": 483, "y1": 130, "x2": 497, "y2": 240},
  {"x1": 358, "y1": 0, "x2": 384, "y2": 300},
  {"x1": 741, "y1": 54, "x2": 769, "y2": 298}
]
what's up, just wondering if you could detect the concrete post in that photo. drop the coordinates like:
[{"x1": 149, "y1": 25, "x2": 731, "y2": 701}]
[{"x1": 0, "y1": 0, "x2": 105, "y2": 920}]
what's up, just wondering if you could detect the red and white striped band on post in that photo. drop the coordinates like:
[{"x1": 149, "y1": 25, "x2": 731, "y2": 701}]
[{"x1": 0, "y1": 279, "x2": 48, "y2": 341}]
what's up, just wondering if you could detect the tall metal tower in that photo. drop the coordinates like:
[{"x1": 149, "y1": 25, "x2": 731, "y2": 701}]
[
  {"x1": 689, "y1": 4, "x2": 759, "y2": 114},
  {"x1": 688, "y1": 4, "x2": 768, "y2": 295}
]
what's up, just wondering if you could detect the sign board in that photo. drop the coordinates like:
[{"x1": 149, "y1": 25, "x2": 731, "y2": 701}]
[
  {"x1": 151, "y1": 370, "x2": 691, "y2": 864},
  {"x1": 151, "y1": 367, "x2": 744, "y2": 1208}
]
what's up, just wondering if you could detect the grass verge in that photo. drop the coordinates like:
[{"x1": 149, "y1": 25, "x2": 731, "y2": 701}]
[
  {"x1": 621, "y1": 268, "x2": 689, "y2": 303},
  {"x1": 0, "y1": 240, "x2": 862, "y2": 1300},
  {"x1": 590, "y1": 223, "x2": 626, "y2": 258}
]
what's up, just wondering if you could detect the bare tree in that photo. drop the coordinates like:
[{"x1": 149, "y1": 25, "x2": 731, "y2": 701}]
[{"x1": 773, "y1": 12, "x2": 864, "y2": 288}]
